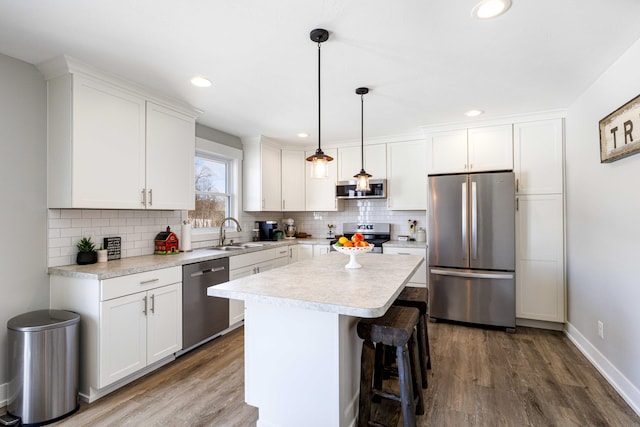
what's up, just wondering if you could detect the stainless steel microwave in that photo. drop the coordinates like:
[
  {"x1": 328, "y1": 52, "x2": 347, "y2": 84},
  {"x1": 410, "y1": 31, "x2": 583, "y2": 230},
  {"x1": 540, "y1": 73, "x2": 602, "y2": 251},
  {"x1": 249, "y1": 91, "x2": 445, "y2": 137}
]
[{"x1": 336, "y1": 179, "x2": 386, "y2": 199}]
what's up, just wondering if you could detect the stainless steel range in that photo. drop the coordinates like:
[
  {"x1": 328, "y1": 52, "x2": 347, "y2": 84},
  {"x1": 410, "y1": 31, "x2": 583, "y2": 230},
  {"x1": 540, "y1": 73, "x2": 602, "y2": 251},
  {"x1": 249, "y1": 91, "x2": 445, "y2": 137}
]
[{"x1": 338, "y1": 223, "x2": 391, "y2": 253}]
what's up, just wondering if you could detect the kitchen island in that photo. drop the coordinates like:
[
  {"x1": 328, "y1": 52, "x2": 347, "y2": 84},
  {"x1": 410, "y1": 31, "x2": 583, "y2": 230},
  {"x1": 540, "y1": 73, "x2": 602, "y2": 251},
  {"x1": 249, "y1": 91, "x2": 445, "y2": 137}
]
[{"x1": 207, "y1": 251, "x2": 424, "y2": 427}]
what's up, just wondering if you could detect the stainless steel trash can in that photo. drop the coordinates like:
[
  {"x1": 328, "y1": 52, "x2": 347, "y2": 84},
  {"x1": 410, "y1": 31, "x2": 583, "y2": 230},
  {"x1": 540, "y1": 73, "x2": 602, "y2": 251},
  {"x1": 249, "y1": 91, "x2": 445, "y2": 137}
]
[{"x1": 7, "y1": 310, "x2": 79, "y2": 426}]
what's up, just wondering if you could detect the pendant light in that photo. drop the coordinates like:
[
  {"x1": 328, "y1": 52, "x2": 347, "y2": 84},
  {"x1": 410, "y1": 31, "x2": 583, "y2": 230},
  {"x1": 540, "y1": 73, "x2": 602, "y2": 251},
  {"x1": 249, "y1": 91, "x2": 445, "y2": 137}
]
[
  {"x1": 354, "y1": 87, "x2": 372, "y2": 192},
  {"x1": 306, "y1": 28, "x2": 333, "y2": 179}
]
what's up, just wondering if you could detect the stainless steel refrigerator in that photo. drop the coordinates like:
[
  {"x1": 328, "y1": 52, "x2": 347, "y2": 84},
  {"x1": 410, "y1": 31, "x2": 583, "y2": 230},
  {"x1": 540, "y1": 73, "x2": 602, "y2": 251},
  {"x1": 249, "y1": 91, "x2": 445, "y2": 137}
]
[{"x1": 428, "y1": 171, "x2": 516, "y2": 330}]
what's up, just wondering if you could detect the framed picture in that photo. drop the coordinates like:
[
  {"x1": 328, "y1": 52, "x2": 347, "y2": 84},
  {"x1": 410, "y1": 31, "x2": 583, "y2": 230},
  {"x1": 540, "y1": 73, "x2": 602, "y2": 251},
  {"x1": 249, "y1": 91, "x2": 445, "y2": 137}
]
[{"x1": 599, "y1": 93, "x2": 640, "y2": 163}]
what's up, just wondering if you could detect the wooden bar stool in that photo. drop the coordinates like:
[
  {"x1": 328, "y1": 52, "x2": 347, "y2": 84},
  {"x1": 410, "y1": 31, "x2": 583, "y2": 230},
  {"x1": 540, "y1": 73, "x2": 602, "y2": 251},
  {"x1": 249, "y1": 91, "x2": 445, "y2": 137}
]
[
  {"x1": 393, "y1": 287, "x2": 431, "y2": 388},
  {"x1": 357, "y1": 306, "x2": 424, "y2": 427}
]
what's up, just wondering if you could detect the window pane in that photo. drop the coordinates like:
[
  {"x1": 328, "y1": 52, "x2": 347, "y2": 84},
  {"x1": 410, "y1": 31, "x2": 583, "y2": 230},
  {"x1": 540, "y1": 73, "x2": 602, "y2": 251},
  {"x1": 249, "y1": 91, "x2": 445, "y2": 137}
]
[
  {"x1": 195, "y1": 157, "x2": 226, "y2": 193},
  {"x1": 188, "y1": 194, "x2": 228, "y2": 228},
  {"x1": 189, "y1": 154, "x2": 230, "y2": 229}
]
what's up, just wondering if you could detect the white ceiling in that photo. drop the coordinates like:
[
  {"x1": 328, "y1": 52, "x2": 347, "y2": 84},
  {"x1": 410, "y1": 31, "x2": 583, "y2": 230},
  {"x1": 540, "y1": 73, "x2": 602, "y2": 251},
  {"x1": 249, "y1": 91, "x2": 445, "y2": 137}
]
[{"x1": 2, "y1": 1, "x2": 640, "y2": 145}]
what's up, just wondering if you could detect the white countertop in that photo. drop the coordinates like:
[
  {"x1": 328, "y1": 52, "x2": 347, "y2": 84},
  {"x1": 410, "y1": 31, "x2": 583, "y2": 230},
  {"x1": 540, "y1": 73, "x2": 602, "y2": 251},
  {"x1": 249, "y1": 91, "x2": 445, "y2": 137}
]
[
  {"x1": 207, "y1": 252, "x2": 423, "y2": 318},
  {"x1": 383, "y1": 240, "x2": 427, "y2": 249},
  {"x1": 47, "y1": 239, "x2": 331, "y2": 280}
]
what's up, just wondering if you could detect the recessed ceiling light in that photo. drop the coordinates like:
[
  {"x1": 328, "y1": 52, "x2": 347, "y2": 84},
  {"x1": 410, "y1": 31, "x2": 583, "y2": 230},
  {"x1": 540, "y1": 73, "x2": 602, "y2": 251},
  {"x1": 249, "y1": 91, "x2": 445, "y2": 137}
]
[
  {"x1": 297, "y1": 133, "x2": 309, "y2": 138},
  {"x1": 190, "y1": 76, "x2": 212, "y2": 88},
  {"x1": 465, "y1": 109, "x2": 484, "y2": 117},
  {"x1": 472, "y1": 0, "x2": 512, "y2": 19}
]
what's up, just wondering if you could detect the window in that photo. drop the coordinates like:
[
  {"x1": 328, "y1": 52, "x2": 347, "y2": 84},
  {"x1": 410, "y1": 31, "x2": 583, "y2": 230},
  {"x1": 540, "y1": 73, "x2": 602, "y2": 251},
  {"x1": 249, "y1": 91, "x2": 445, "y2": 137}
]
[{"x1": 188, "y1": 153, "x2": 233, "y2": 229}]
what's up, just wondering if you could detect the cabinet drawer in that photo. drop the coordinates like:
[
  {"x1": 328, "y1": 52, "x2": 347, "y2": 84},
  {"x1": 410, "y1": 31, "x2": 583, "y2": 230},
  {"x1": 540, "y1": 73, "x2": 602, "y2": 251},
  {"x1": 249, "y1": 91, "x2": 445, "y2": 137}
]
[
  {"x1": 101, "y1": 266, "x2": 182, "y2": 301},
  {"x1": 383, "y1": 247, "x2": 427, "y2": 285},
  {"x1": 229, "y1": 248, "x2": 277, "y2": 269},
  {"x1": 274, "y1": 246, "x2": 290, "y2": 259}
]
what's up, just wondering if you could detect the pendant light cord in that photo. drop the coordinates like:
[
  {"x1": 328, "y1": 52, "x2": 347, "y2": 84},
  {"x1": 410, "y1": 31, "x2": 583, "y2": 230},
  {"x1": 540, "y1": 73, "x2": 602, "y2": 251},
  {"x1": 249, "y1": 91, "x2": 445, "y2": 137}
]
[
  {"x1": 361, "y1": 93, "x2": 364, "y2": 171},
  {"x1": 317, "y1": 40, "x2": 322, "y2": 153}
]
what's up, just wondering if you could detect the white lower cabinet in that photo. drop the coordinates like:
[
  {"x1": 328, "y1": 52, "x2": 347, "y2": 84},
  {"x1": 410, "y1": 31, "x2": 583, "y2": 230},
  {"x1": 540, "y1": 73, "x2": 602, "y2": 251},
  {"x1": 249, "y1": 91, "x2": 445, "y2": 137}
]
[
  {"x1": 50, "y1": 266, "x2": 182, "y2": 402},
  {"x1": 100, "y1": 282, "x2": 182, "y2": 386},
  {"x1": 382, "y1": 247, "x2": 427, "y2": 287},
  {"x1": 288, "y1": 245, "x2": 300, "y2": 263},
  {"x1": 313, "y1": 245, "x2": 331, "y2": 257},
  {"x1": 515, "y1": 194, "x2": 565, "y2": 322},
  {"x1": 228, "y1": 249, "x2": 280, "y2": 324},
  {"x1": 298, "y1": 244, "x2": 314, "y2": 260}
]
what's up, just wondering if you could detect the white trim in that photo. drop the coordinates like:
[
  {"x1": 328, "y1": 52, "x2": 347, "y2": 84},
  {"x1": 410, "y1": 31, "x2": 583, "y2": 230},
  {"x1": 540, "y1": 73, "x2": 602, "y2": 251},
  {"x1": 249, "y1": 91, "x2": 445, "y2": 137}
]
[
  {"x1": 421, "y1": 109, "x2": 568, "y2": 134},
  {"x1": 196, "y1": 137, "x2": 243, "y2": 160},
  {"x1": 565, "y1": 322, "x2": 640, "y2": 417},
  {"x1": 0, "y1": 381, "x2": 6, "y2": 408}
]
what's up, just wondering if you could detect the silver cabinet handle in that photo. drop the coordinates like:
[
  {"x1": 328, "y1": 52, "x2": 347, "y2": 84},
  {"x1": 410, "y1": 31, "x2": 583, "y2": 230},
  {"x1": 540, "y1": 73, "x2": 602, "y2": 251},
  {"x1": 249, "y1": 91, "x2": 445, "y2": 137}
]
[
  {"x1": 262, "y1": 199, "x2": 265, "y2": 209},
  {"x1": 148, "y1": 189, "x2": 153, "y2": 206},
  {"x1": 516, "y1": 178, "x2": 519, "y2": 193},
  {"x1": 150, "y1": 294, "x2": 155, "y2": 313},
  {"x1": 282, "y1": 199, "x2": 285, "y2": 210},
  {"x1": 141, "y1": 188, "x2": 146, "y2": 206},
  {"x1": 140, "y1": 278, "x2": 160, "y2": 285},
  {"x1": 142, "y1": 296, "x2": 147, "y2": 315}
]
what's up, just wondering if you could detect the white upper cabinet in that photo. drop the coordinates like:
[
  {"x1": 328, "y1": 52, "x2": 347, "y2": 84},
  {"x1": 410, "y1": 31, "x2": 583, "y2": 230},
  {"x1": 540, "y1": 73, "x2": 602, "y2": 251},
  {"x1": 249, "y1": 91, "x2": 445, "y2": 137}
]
[
  {"x1": 337, "y1": 144, "x2": 387, "y2": 182},
  {"x1": 305, "y1": 148, "x2": 342, "y2": 211},
  {"x1": 40, "y1": 56, "x2": 198, "y2": 209},
  {"x1": 145, "y1": 102, "x2": 196, "y2": 210},
  {"x1": 427, "y1": 130, "x2": 468, "y2": 174},
  {"x1": 243, "y1": 137, "x2": 282, "y2": 211},
  {"x1": 428, "y1": 125, "x2": 513, "y2": 174},
  {"x1": 281, "y1": 149, "x2": 306, "y2": 211},
  {"x1": 386, "y1": 140, "x2": 427, "y2": 210},
  {"x1": 514, "y1": 119, "x2": 564, "y2": 195}
]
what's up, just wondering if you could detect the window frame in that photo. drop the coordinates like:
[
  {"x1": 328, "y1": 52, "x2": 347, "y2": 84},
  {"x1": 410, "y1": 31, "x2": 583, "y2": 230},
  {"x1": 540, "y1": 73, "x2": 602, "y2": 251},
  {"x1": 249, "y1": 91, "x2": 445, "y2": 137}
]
[{"x1": 186, "y1": 137, "x2": 243, "y2": 244}]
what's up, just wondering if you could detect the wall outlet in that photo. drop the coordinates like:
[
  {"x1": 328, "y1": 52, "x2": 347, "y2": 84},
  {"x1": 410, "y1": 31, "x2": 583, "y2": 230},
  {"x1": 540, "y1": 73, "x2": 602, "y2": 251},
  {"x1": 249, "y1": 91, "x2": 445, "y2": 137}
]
[{"x1": 597, "y1": 320, "x2": 604, "y2": 339}]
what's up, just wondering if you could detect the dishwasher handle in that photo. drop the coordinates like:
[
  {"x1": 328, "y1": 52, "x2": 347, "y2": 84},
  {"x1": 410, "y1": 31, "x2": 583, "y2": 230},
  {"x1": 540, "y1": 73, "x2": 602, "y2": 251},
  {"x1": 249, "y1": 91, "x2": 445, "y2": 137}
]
[{"x1": 189, "y1": 266, "x2": 226, "y2": 277}]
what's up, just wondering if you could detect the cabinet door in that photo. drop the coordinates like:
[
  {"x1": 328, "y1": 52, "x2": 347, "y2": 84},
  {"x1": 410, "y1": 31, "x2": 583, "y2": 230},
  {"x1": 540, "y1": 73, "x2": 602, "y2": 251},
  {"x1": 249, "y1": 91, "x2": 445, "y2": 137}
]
[
  {"x1": 298, "y1": 244, "x2": 314, "y2": 260},
  {"x1": 305, "y1": 148, "x2": 341, "y2": 211},
  {"x1": 387, "y1": 141, "x2": 428, "y2": 210},
  {"x1": 288, "y1": 245, "x2": 300, "y2": 263},
  {"x1": 261, "y1": 143, "x2": 282, "y2": 211},
  {"x1": 383, "y1": 247, "x2": 427, "y2": 287},
  {"x1": 338, "y1": 146, "x2": 361, "y2": 182},
  {"x1": 427, "y1": 130, "x2": 468, "y2": 174},
  {"x1": 281, "y1": 150, "x2": 306, "y2": 211},
  {"x1": 516, "y1": 194, "x2": 565, "y2": 322},
  {"x1": 313, "y1": 245, "x2": 330, "y2": 257},
  {"x1": 147, "y1": 283, "x2": 182, "y2": 364},
  {"x1": 100, "y1": 292, "x2": 147, "y2": 387},
  {"x1": 514, "y1": 119, "x2": 563, "y2": 194},
  {"x1": 467, "y1": 125, "x2": 513, "y2": 172},
  {"x1": 145, "y1": 102, "x2": 196, "y2": 210},
  {"x1": 72, "y1": 75, "x2": 146, "y2": 208},
  {"x1": 229, "y1": 265, "x2": 255, "y2": 325}
]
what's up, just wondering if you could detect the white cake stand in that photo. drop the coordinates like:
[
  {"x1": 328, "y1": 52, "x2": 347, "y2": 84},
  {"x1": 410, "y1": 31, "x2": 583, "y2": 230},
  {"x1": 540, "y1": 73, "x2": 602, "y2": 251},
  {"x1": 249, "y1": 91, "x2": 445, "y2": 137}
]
[{"x1": 333, "y1": 244, "x2": 374, "y2": 268}]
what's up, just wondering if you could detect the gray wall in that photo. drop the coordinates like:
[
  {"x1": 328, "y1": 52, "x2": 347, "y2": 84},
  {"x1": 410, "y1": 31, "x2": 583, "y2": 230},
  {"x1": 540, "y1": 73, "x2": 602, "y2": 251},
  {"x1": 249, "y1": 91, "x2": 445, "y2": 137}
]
[
  {"x1": 196, "y1": 123, "x2": 242, "y2": 150},
  {"x1": 0, "y1": 54, "x2": 48, "y2": 396},
  {"x1": 566, "y1": 38, "x2": 640, "y2": 412}
]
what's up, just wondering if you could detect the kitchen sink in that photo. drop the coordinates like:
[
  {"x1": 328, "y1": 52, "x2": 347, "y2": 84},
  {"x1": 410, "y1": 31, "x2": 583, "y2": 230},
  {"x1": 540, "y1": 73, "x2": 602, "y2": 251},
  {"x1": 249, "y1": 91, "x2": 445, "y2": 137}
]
[{"x1": 208, "y1": 242, "x2": 266, "y2": 251}]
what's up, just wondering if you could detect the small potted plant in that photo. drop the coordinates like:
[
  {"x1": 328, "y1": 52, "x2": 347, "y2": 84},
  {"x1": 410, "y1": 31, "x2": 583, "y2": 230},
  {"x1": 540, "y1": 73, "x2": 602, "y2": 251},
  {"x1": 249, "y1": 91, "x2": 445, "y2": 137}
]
[{"x1": 76, "y1": 237, "x2": 98, "y2": 265}]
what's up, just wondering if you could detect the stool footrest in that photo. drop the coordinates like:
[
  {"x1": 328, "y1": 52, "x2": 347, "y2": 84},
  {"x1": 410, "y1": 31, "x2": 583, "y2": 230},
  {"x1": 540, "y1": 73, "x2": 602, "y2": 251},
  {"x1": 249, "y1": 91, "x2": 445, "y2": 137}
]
[{"x1": 372, "y1": 388, "x2": 401, "y2": 403}]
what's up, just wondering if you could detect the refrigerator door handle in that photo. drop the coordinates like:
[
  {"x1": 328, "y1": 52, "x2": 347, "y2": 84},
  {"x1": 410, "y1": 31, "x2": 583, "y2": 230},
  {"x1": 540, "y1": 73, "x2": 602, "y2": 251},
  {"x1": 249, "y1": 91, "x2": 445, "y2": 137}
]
[
  {"x1": 431, "y1": 268, "x2": 514, "y2": 280},
  {"x1": 471, "y1": 180, "x2": 478, "y2": 260},
  {"x1": 461, "y1": 181, "x2": 467, "y2": 259}
]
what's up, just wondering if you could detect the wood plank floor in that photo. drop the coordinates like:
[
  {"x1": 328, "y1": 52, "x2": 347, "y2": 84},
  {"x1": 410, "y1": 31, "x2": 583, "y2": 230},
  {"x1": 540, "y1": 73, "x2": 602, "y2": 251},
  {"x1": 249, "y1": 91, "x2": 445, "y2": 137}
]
[{"x1": 3, "y1": 322, "x2": 639, "y2": 426}]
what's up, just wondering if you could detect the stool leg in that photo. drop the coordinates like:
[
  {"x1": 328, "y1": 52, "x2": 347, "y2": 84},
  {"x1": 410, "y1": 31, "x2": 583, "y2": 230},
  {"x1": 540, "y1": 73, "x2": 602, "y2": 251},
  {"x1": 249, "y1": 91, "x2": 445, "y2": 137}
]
[
  {"x1": 417, "y1": 316, "x2": 429, "y2": 387},
  {"x1": 373, "y1": 342, "x2": 385, "y2": 400},
  {"x1": 424, "y1": 314, "x2": 432, "y2": 370},
  {"x1": 396, "y1": 344, "x2": 417, "y2": 427},
  {"x1": 409, "y1": 330, "x2": 425, "y2": 416},
  {"x1": 358, "y1": 339, "x2": 375, "y2": 427}
]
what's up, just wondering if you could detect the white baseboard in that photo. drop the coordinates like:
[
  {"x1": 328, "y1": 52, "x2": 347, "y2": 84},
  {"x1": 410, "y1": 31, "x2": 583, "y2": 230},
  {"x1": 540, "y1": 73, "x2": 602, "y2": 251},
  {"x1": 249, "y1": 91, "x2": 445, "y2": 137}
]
[
  {"x1": 565, "y1": 322, "x2": 640, "y2": 417},
  {"x1": 0, "y1": 382, "x2": 6, "y2": 409}
]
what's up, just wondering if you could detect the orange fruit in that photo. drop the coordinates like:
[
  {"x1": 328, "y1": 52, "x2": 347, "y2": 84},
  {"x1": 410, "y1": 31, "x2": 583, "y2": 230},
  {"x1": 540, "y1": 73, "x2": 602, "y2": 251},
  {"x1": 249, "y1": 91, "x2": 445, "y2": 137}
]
[{"x1": 343, "y1": 241, "x2": 354, "y2": 247}]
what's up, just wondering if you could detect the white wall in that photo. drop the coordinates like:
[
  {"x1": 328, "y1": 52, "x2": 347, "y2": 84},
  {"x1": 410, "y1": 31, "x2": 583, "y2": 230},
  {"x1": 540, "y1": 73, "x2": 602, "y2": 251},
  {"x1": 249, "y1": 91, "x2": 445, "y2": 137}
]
[
  {"x1": 565, "y1": 38, "x2": 640, "y2": 414},
  {"x1": 0, "y1": 54, "x2": 48, "y2": 402}
]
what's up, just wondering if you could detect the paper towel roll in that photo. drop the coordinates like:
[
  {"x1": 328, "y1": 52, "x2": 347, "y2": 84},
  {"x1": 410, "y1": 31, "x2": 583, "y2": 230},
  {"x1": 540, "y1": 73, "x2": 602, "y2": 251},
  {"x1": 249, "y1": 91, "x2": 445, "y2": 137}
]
[{"x1": 181, "y1": 223, "x2": 192, "y2": 252}]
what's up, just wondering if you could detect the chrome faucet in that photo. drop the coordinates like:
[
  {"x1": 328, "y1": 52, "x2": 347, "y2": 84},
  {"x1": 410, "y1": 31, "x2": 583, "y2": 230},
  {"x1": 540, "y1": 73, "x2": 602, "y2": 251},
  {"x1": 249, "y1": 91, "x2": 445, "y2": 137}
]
[{"x1": 219, "y1": 217, "x2": 242, "y2": 246}]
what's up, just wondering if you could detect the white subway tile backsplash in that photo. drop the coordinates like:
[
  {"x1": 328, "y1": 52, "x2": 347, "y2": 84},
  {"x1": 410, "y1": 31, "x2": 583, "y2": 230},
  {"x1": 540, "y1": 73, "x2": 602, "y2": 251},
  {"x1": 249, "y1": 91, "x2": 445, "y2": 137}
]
[
  {"x1": 82, "y1": 210, "x2": 102, "y2": 219},
  {"x1": 59, "y1": 209, "x2": 81, "y2": 219}
]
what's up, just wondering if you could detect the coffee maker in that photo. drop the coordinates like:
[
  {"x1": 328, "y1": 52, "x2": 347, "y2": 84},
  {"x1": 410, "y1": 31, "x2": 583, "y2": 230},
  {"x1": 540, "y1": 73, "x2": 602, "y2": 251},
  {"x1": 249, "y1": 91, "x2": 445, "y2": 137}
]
[{"x1": 258, "y1": 221, "x2": 279, "y2": 241}]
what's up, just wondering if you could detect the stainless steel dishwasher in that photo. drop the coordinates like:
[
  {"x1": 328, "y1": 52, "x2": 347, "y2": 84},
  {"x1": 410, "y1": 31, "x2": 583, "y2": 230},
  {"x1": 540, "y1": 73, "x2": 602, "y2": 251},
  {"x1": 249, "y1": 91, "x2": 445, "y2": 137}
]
[{"x1": 181, "y1": 258, "x2": 230, "y2": 353}]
